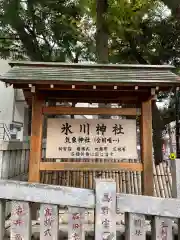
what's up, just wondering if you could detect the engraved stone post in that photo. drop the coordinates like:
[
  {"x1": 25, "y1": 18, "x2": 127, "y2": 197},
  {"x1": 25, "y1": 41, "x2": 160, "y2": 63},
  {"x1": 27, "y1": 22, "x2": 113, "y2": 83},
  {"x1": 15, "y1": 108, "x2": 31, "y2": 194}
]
[
  {"x1": 95, "y1": 179, "x2": 116, "y2": 240},
  {"x1": 152, "y1": 216, "x2": 172, "y2": 240},
  {"x1": 0, "y1": 200, "x2": 5, "y2": 239},
  {"x1": 171, "y1": 159, "x2": 180, "y2": 198},
  {"x1": 11, "y1": 201, "x2": 31, "y2": 240},
  {"x1": 125, "y1": 213, "x2": 145, "y2": 240},
  {"x1": 68, "y1": 207, "x2": 85, "y2": 240},
  {"x1": 170, "y1": 158, "x2": 180, "y2": 236},
  {"x1": 40, "y1": 204, "x2": 59, "y2": 240}
]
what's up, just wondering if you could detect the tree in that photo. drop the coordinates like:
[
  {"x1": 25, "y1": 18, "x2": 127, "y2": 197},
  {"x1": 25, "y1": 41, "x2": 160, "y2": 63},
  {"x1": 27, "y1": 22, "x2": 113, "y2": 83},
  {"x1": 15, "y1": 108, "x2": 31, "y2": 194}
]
[
  {"x1": 106, "y1": 1, "x2": 180, "y2": 164},
  {"x1": 96, "y1": 0, "x2": 109, "y2": 63},
  {"x1": 0, "y1": 0, "x2": 180, "y2": 164},
  {"x1": 95, "y1": 0, "x2": 180, "y2": 164},
  {"x1": 0, "y1": 0, "x2": 93, "y2": 62}
]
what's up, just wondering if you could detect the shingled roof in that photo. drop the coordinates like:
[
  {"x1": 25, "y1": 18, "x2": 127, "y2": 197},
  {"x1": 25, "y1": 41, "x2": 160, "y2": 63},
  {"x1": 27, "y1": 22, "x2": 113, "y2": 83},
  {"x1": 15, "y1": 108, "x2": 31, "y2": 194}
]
[{"x1": 0, "y1": 61, "x2": 180, "y2": 87}]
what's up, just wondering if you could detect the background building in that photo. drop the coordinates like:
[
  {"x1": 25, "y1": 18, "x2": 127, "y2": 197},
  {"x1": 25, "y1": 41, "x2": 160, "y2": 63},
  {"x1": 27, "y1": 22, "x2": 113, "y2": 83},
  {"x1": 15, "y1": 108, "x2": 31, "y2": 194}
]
[{"x1": 0, "y1": 59, "x2": 28, "y2": 140}]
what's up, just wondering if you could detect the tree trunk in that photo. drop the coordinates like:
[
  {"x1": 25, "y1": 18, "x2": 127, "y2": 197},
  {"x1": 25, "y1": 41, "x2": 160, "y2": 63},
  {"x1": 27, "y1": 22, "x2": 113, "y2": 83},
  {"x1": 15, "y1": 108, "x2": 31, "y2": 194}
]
[
  {"x1": 96, "y1": 0, "x2": 110, "y2": 119},
  {"x1": 96, "y1": 0, "x2": 109, "y2": 63},
  {"x1": 152, "y1": 102, "x2": 164, "y2": 165},
  {"x1": 95, "y1": 0, "x2": 109, "y2": 178}
]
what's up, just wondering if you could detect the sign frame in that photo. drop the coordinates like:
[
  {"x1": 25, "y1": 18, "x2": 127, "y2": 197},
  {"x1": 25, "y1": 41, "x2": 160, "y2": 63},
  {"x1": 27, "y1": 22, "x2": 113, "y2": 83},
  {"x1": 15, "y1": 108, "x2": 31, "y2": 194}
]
[{"x1": 46, "y1": 118, "x2": 138, "y2": 159}]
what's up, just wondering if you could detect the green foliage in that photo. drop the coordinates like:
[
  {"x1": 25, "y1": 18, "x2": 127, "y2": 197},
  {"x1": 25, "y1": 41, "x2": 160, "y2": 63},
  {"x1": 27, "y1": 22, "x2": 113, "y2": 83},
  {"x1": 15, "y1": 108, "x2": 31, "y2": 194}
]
[
  {"x1": 107, "y1": 1, "x2": 180, "y2": 66},
  {"x1": 0, "y1": 0, "x2": 93, "y2": 61},
  {"x1": 108, "y1": 0, "x2": 155, "y2": 31},
  {"x1": 0, "y1": 0, "x2": 179, "y2": 66}
]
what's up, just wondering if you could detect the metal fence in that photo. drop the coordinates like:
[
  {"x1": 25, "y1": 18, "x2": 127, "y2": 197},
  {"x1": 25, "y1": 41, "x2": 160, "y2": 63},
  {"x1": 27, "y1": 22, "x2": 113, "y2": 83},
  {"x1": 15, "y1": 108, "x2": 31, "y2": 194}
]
[
  {"x1": 0, "y1": 178, "x2": 179, "y2": 239},
  {"x1": 0, "y1": 123, "x2": 11, "y2": 141}
]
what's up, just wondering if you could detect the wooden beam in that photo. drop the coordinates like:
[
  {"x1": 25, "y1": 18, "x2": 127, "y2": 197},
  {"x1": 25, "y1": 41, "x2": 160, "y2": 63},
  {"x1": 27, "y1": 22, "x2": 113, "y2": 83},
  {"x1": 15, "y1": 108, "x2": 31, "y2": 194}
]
[
  {"x1": 141, "y1": 99, "x2": 154, "y2": 196},
  {"x1": 23, "y1": 90, "x2": 143, "y2": 105},
  {"x1": 29, "y1": 93, "x2": 44, "y2": 183},
  {"x1": 42, "y1": 106, "x2": 140, "y2": 116},
  {"x1": 40, "y1": 162, "x2": 143, "y2": 172},
  {"x1": 40, "y1": 90, "x2": 146, "y2": 102},
  {"x1": 45, "y1": 97, "x2": 140, "y2": 104},
  {"x1": 14, "y1": 83, "x2": 152, "y2": 92}
]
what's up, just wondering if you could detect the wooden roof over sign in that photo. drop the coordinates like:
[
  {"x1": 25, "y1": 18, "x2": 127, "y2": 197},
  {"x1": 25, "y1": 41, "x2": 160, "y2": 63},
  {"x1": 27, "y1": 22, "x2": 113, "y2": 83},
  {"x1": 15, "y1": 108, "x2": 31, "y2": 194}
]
[
  {"x1": 1, "y1": 61, "x2": 180, "y2": 86},
  {"x1": 1, "y1": 61, "x2": 180, "y2": 104}
]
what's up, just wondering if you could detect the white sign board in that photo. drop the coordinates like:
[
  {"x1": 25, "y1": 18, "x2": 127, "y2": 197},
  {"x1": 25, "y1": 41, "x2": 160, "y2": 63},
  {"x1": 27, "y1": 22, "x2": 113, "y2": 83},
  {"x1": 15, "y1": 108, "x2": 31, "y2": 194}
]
[{"x1": 46, "y1": 119, "x2": 137, "y2": 159}]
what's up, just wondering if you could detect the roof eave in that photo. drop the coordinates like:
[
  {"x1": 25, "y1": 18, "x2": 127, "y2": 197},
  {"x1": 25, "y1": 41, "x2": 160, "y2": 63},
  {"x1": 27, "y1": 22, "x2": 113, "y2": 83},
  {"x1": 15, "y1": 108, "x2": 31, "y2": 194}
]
[
  {"x1": 8, "y1": 61, "x2": 175, "y2": 70},
  {"x1": 2, "y1": 78, "x2": 180, "y2": 88}
]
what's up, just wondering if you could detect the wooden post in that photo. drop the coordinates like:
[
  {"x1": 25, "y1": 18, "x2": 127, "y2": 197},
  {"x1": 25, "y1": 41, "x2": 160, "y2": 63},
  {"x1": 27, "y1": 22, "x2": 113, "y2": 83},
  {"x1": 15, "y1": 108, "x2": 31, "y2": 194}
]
[
  {"x1": 28, "y1": 93, "x2": 44, "y2": 183},
  {"x1": 141, "y1": 99, "x2": 154, "y2": 196}
]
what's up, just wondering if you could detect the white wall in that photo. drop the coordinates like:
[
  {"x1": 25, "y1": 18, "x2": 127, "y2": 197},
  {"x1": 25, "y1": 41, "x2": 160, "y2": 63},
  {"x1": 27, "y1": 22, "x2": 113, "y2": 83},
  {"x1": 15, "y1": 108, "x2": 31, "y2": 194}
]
[
  {"x1": 0, "y1": 60, "x2": 14, "y2": 125},
  {"x1": 0, "y1": 59, "x2": 27, "y2": 140}
]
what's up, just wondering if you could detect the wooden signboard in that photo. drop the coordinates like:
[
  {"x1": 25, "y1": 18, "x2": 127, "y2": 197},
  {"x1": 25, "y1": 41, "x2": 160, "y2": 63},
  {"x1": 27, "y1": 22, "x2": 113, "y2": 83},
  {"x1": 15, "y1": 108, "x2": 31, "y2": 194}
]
[{"x1": 46, "y1": 119, "x2": 137, "y2": 159}]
